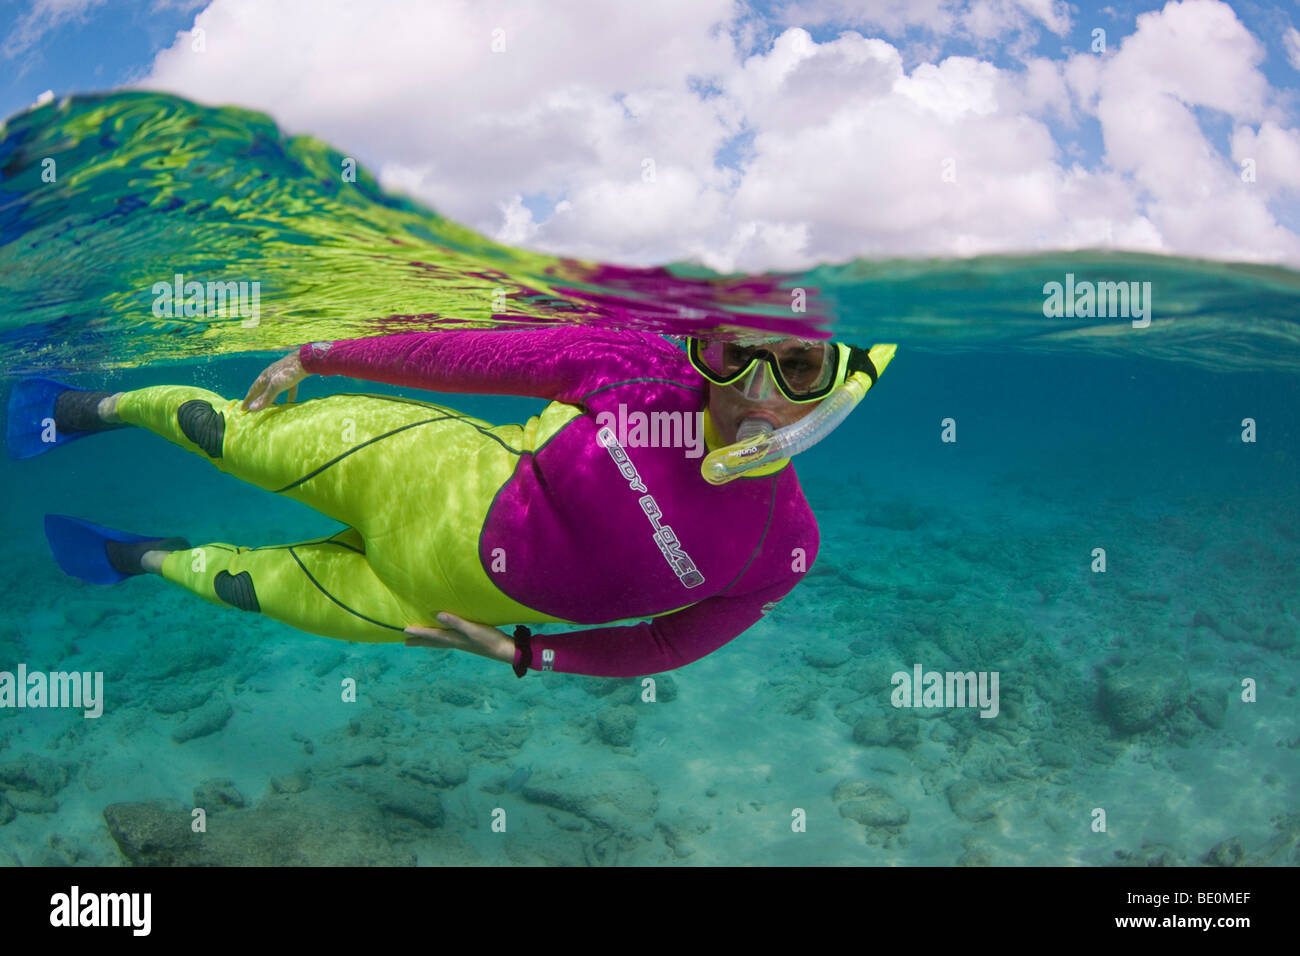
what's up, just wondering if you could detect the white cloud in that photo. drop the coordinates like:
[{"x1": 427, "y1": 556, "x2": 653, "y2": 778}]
[
  {"x1": 1004, "y1": 57, "x2": 1072, "y2": 124},
  {"x1": 961, "y1": 0, "x2": 1070, "y2": 40},
  {"x1": 1079, "y1": 0, "x2": 1298, "y2": 259},
  {"x1": 1231, "y1": 122, "x2": 1300, "y2": 195},
  {"x1": 1284, "y1": 27, "x2": 1300, "y2": 71},
  {"x1": 495, "y1": 193, "x2": 539, "y2": 246},
  {"x1": 776, "y1": 0, "x2": 955, "y2": 35},
  {"x1": 1101, "y1": 0, "x2": 1271, "y2": 120},
  {"x1": 135, "y1": 0, "x2": 1300, "y2": 271},
  {"x1": 142, "y1": 0, "x2": 739, "y2": 259},
  {"x1": 726, "y1": 29, "x2": 901, "y2": 132},
  {"x1": 1012, "y1": 0, "x2": 1071, "y2": 34},
  {"x1": 894, "y1": 57, "x2": 1000, "y2": 121},
  {"x1": 772, "y1": 0, "x2": 1071, "y2": 40},
  {"x1": 149, "y1": 0, "x2": 208, "y2": 11}
]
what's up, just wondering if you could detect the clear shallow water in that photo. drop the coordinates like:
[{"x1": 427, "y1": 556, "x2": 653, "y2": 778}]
[{"x1": 0, "y1": 92, "x2": 1297, "y2": 866}]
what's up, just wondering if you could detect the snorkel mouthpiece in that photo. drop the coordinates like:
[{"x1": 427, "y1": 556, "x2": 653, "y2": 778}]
[
  {"x1": 701, "y1": 344, "x2": 896, "y2": 485},
  {"x1": 736, "y1": 417, "x2": 774, "y2": 443}
]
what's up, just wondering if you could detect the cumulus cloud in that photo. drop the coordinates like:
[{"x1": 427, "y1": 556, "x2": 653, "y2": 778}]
[
  {"x1": 1284, "y1": 27, "x2": 1300, "y2": 72},
  {"x1": 772, "y1": 0, "x2": 1070, "y2": 40},
  {"x1": 495, "y1": 193, "x2": 539, "y2": 247},
  {"x1": 961, "y1": 0, "x2": 1071, "y2": 40},
  {"x1": 775, "y1": 0, "x2": 955, "y2": 35},
  {"x1": 142, "y1": 0, "x2": 739, "y2": 262},
  {"x1": 1231, "y1": 122, "x2": 1300, "y2": 196},
  {"x1": 135, "y1": 0, "x2": 1300, "y2": 270},
  {"x1": 1079, "y1": 0, "x2": 1297, "y2": 259}
]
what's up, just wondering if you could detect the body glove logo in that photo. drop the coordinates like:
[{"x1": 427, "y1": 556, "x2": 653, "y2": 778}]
[{"x1": 598, "y1": 427, "x2": 704, "y2": 589}]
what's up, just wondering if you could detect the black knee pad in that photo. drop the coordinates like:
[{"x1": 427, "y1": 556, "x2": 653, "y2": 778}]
[
  {"x1": 214, "y1": 570, "x2": 260, "y2": 612},
  {"x1": 178, "y1": 400, "x2": 225, "y2": 458}
]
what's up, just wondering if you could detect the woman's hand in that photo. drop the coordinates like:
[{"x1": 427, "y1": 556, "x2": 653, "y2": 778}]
[
  {"x1": 404, "y1": 612, "x2": 516, "y2": 664},
  {"x1": 243, "y1": 351, "x2": 309, "y2": 411}
]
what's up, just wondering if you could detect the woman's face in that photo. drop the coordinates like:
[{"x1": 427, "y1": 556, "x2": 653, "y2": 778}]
[{"x1": 708, "y1": 379, "x2": 819, "y2": 445}]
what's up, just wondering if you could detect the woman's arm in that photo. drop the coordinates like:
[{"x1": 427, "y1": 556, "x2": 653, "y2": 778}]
[
  {"x1": 404, "y1": 583, "x2": 792, "y2": 678},
  {"x1": 243, "y1": 351, "x2": 309, "y2": 411},
  {"x1": 505, "y1": 576, "x2": 799, "y2": 678},
  {"x1": 404, "y1": 612, "x2": 515, "y2": 663},
  {"x1": 297, "y1": 327, "x2": 680, "y2": 403}
]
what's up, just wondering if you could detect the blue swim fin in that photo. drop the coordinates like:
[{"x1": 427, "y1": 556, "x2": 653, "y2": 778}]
[
  {"x1": 6, "y1": 377, "x2": 95, "y2": 459},
  {"x1": 44, "y1": 514, "x2": 166, "y2": 586}
]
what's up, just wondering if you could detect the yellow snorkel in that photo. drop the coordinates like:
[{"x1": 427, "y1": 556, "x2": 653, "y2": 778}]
[{"x1": 701, "y1": 344, "x2": 896, "y2": 485}]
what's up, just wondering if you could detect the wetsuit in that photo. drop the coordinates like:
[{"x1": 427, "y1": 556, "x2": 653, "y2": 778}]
[{"x1": 111, "y1": 327, "x2": 820, "y2": 677}]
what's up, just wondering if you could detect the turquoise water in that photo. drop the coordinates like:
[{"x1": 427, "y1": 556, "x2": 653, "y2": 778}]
[{"x1": 0, "y1": 92, "x2": 1297, "y2": 865}]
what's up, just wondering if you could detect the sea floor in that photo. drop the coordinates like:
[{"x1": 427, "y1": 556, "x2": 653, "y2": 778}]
[{"x1": 0, "y1": 411, "x2": 1297, "y2": 866}]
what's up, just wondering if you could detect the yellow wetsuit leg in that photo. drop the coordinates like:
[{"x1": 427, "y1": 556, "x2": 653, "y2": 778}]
[
  {"x1": 172, "y1": 528, "x2": 414, "y2": 642},
  {"x1": 112, "y1": 384, "x2": 559, "y2": 643}
]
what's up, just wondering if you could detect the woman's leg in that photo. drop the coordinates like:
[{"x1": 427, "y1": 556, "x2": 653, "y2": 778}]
[
  {"x1": 158, "y1": 528, "x2": 417, "y2": 643},
  {"x1": 112, "y1": 385, "x2": 470, "y2": 532},
  {"x1": 112, "y1": 383, "x2": 560, "y2": 628}
]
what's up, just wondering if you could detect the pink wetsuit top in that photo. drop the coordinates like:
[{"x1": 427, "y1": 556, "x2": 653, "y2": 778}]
[{"x1": 300, "y1": 327, "x2": 819, "y2": 677}]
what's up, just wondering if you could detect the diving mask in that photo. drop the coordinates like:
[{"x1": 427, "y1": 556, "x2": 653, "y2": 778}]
[
  {"x1": 688, "y1": 337, "x2": 845, "y2": 403},
  {"x1": 697, "y1": 342, "x2": 897, "y2": 485}
]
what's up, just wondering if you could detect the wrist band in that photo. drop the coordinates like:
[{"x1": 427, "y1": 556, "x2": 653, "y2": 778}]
[{"x1": 512, "y1": 625, "x2": 533, "y2": 678}]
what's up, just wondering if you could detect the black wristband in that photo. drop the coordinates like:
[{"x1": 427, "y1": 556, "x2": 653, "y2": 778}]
[{"x1": 512, "y1": 625, "x2": 533, "y2": 678}]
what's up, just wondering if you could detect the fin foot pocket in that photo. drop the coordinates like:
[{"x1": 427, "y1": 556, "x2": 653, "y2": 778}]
[
  {"x1": 105, "y1": 536, "x2": 190, "y2": 576},
  {"x1": 7, "y1": 379, "x2": 125, "y2": 460},
  {"x1": 44, "y1": 514, "x2": 184, "y2": 586},
  {"x1": 53, "y1": 389, "x2": 120, "y2": 432}
]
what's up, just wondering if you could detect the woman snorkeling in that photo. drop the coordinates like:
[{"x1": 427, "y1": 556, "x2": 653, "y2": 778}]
[{"x1": 7, "y1": 327, "x2": 893, "y2": 678}]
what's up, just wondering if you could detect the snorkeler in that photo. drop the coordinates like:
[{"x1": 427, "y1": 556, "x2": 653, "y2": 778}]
[{"x1": 7, "y1": 328, "x2": 893, "y2": 678}]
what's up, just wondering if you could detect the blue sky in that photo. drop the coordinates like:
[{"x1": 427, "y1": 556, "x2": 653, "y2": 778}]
[
  {"x1": 3, "y1": 0, "x2": 1300, "y2": 270},
  {"x1": 0, "y1": 1, "x2": 197, "y2": 121}
]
